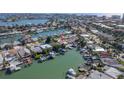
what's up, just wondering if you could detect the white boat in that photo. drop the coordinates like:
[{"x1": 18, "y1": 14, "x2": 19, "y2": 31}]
[
  {"x1": 14, "y1": 66, "x2": 21, "y2": 71},
  {"x1": 9, "y1": 64, "x2": 21, "y2": 71},
  {"x1": 66, "y1": 74, "x2": 76, "y2": 79},
  {"x1": 40, "y1": 57, "x2": 46, "y2": 61},
  {"x1": 49, "y1": 52, "x2": 55, "y2": 58},
  {"x1": 67, "y1": 68, "x2": 76, "y2": 76}
]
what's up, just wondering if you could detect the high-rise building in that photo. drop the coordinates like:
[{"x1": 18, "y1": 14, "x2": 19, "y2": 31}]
[
  {"x1": 122, "y1": 13, "x2": 124, "y2": 24},
  {"x1": 111, "y1": 15, "x2": 120, "y2": 20}
]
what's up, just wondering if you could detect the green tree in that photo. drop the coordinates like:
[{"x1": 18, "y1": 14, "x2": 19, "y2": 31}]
[
  {"x1": 42, "y1": 49, "x2": 49, "y2": 55},
  {"x1": 117, "y1": 75, "x2": 124, "y2": 79},
  {"x1": 45, "y1": 36, "x2": 51, "y2": 44},
  {"x1": 52, "y1": 44, "x2": 61, "y2": 52},
  {"x1": 34, "y1": 53, "x2": 41, "y2": 60},
  {"x1": 80, "y1": 39, "x2": 86, "y2": 47}
]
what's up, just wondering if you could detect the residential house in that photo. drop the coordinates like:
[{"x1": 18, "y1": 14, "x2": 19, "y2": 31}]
[{"x1": 15, "y1": 46, "x2": 32, "y2": 65}]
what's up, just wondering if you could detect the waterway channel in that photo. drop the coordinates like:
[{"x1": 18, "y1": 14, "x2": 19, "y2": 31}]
[{"x1": 0, "y1": 49, "x2": 84, "y2": 79}]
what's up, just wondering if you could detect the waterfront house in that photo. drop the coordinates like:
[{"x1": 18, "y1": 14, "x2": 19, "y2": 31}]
[
  {"x1": 3, "y1": 49, "x2": 18, "y2": 62},
  {"x1": 30, "y1": 46, "x2": 42, "y2": 53},
  {"x1": 2, "y1": 48, "x2": 22, "y2": 67},
  {"x1": 20, "y1": 35, "x2": 33, "y2": 45},
  {"x1": 17, "y1": 47, "x2": 31, "y2": 57},
  {"x1": 15, "y1": 46, "x2": 32, "y2": 65}
]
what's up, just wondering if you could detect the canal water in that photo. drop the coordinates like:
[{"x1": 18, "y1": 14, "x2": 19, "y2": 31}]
[
  {"x1": 0, "y1": 19, "x2": 48, "y2": 26},
  {"x1": 0, "y1": 18, "x2": 69, "y2": 45},
  {"x1": 0, "y1": 33, "x2": 22, "y2": 45},
  {"x1": 32, "y1": 29, "x2": 68, "y2": 38},
  {"x1": 0, "y1": 49, "x2": 84, "y2": 79},
  {"x1": 0, "y1": 19, "x2": 47, "y2": 45},
  {"x1": 0, "y1": 18, "x2": 82, "y2": 79},
  {"x1": 0, "y1": 29, "x2": 68, "y2": 45}
]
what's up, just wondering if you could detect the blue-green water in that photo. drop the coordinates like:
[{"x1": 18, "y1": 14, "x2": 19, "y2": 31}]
[
  {"x1": 0, "y1": 19, "x2": 48, "y2": 26},
  {"x1": 0, "y1": 49, "x2": 83, "y2": 79},
  {"x1": 0, "y1": 33, "x2": 22, "y2": 45},
  {"x1": 32, "y1": 29, "x2": 68, "y2": 38},
  {"x1": 0, "y1": 29, "x2": 68, "y2": 45}
]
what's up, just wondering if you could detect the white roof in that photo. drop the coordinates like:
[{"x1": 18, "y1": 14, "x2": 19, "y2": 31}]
[
  {"x1": 117, "y1": 25, "x2": 124, "y2": 28},
  {"x1": 31, "y1": 46, "x2": 42, "y2": 53},
  {"x1": 88, "y1": 70, "x2": 112, "y2": 79},
  {"x1": 91, "y1": 30, "x2": 99, "y2": 33},
  {"x1": 13, "y1": 41, "x2": 21, "y2": 45},
  {"x1": 80, "y1": 34, "x2": 89, "y2": 37},
  {"x1": 65, "y1": 31, "x2": 71, "y2": 34},
  {"x1": 105, "y1": 67, "x2": 122, "y2": 78},
  {"x1": 40, "y1": 44, "x2": 52, "y2": 49},
  {"x1": 32, "y1": 38, "x2": 38, "y2": 41},
  {"x1": 24, "y1": 48, "x2": 31, "y2": 54},
  {"x1": 14, "y1": 46, "x2": 22, "y2": 50},
  {"x1": 93, "y1": 23, "x2": 113, "y2": 29},
  {"x1": 87, "y1": 41, "x2": 93, "y2": 44},
  {"x1": 18, "y1": 47, "x2": 31, "y2": 57},
  {"x1": 93, "y1": 46, "x2": 105, "y2": 52}
]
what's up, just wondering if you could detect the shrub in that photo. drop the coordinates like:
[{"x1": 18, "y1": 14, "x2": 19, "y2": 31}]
[
  {"x1": 45, "y1": 36, "x2": 51, "y2": 44},
  {"x1": 119, "y1": 61, "x2": 124, "y2": 66},
  {"x1": 117, "y1": 74, "x2": 124, "y2": 79},
  {"x1": 52, "y1": 44, "x2": 61, "y2": 52},
  {"x1": 42, "y1": 49, "x2": 49, "y2": 55},
  {"x1": 117, "y1": 67, "x2": 124, "y2": 72},
  {"x1": 34, "y1": 53, "x2": 41, "y2": 60}
]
